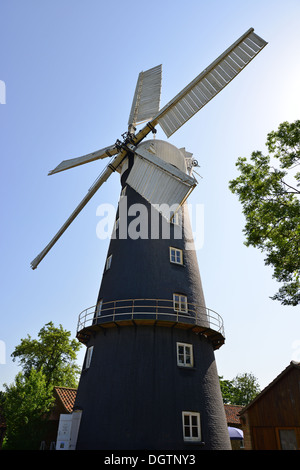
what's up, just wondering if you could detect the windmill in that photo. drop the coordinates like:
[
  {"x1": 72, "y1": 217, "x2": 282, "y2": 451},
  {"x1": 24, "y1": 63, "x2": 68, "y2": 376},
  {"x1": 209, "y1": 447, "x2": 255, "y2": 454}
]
[
  {"x1": 31, "y1": 27, "x2": 266, "y2": 271},
  {"x1": 32, "y1": 29, "x2": 267, "y2": 450}
]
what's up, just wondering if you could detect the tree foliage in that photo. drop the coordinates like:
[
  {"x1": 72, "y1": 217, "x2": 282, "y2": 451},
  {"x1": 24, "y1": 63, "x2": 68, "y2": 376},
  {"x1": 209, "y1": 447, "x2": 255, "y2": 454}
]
[
  {"x1": 220, "y1": 372, "x2": 260, "y2": 406},
  {"x1": 2, "y1": 369, "x2": 55, "y2": 449},
  {"x1": 219, "y1": 377, "x2": 235, "y2": 404},
  {"x1": 2, "y1": 322, "x2": 82, "y2": 449},
  {"x1": 229, "y1": 120, "x2": 300, "y2": 305},
  {"x1": 11, "y1": 321, "x2": 81, "y2": 387}
]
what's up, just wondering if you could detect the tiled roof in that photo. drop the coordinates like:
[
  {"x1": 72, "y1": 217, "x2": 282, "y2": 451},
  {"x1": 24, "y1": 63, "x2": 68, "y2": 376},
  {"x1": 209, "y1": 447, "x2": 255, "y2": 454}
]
[
  {"x1": 224, "y1": 404, "x2": 243, "y2": 424},
  {"x1": 54, "y1": 386, "x2": 77, "y2": 413}
]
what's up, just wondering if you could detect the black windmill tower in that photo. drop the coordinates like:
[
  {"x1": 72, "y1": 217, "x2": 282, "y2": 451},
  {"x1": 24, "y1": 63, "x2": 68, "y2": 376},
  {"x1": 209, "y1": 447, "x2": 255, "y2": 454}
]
[{"x1": 31, "y1": 28, "x2": 267, "y2": 450}]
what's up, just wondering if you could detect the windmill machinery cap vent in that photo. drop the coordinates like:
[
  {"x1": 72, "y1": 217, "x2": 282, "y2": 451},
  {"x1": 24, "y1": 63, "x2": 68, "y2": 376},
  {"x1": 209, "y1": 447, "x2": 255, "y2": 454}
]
[{"x1": 136, "y1": 139, "x2": 188, "y2": 174}]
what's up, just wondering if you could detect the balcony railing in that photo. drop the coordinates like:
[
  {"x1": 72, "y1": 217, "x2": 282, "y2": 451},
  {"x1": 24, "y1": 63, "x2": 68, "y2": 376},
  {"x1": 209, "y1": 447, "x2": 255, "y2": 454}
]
[{"x1": 76, "y1": 298, "x2": 225, "y2": 349}]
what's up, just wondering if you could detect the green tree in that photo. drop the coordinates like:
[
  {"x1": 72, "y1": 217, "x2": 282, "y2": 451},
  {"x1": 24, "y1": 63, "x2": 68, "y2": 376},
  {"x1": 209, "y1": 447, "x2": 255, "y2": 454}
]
[
  {"x1": 219, "y1": 376, "x2": 235, "y2": 404},
  {"x1": 11, "y1": 321, "x2": 81, "y2": 387},
  {"x1": 220, "y1": 372, "x2": 260, "y2": 406},
  {"x1": 231, "y1": 372, "x2": 260, "y2": 406},
  {"x1": 229, "y1": 120, "x2": 300, "y2": 306},
  {"x1": 2, "y1": 369, "x2": 55, "y2": 449}
]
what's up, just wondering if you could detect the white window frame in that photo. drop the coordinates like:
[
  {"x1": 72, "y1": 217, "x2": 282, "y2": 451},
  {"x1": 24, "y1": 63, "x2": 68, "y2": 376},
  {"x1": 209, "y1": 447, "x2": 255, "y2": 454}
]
[
  {"x1": 182, "y1": 411, "x2": 201, "y2": 442},
  {"x1": 169, "y1": 247, "x2": 183, "y2": 265},
  {"x1": 105, "y1": 254, "x2": 112, "y2": 271},
  {"x1": 173, "y1": 293, "x2": 188, "y2": 313},
  {"x1": 171, "y1": 211, "x2": 180, "y2": 225},
  {"x1": 112, "y1": 218, "x2": 119, "y2": 236},
  {"x1": 97, "y1": 299, "x2": 103, "y2": 317},
  {"x1": 177, "y1": 342, "x2": 193, "y2": 367},
  {"x1": 85, "y1": 345, "x2": 94, "y2": 369}
]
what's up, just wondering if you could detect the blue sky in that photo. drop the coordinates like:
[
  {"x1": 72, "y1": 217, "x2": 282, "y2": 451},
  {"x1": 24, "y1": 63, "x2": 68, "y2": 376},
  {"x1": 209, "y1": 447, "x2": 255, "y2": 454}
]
[{"x1": 1, "y1": 0, "x2": 300, "y2": 392}]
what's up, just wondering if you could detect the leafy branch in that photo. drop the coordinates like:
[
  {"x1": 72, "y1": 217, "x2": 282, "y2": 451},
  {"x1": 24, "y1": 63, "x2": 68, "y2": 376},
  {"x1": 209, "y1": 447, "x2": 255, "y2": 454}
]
[{"x1": 229, "y1": 120, "x2": 300, "y2": 306}]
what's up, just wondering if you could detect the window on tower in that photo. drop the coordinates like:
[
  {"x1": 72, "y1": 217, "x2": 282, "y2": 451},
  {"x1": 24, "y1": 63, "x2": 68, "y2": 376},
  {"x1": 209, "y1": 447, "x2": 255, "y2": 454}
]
[
  {"x1": 173, "y1": 293, "x2": 188, "y2": 313},
  {"x1": 182, "y1": 412, "x2": 201, "y2": 442},
  {"x1": 169, "y1": 247, "x2": 183, "y2": 265},
  {"x1": 171, "y1": 211, "x2": 180, "y2": 225},
  {"x1": 114, "y1": 218, "x2": 119, "y2": 232},
  {"x1": 85, "y1": 345, "x2": 94, "y2": 369},
  {"x1": 177, "y1": 342, "x2": 193, "y2": 367},
  {"x1": 97, "y1": 299, "x2": 103, "y2": 317},
  {"x1": 105, "y1": 254, "x2": 112, "y2": 271}
]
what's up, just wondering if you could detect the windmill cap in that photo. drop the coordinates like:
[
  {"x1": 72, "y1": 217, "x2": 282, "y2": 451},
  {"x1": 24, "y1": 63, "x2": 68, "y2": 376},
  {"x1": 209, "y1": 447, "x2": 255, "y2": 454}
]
[{"x1": 136, "y1": 139, "x2": 190, "y2": 174}]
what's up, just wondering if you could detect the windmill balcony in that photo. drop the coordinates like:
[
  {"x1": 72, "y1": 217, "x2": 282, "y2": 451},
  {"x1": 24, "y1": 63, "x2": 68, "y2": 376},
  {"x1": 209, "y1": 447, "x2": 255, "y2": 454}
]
[{"x1": 76, "y1": 299, "x2": 225, "y2": 350}]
